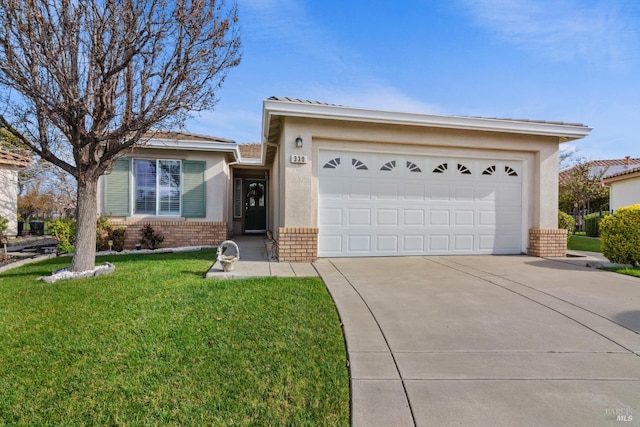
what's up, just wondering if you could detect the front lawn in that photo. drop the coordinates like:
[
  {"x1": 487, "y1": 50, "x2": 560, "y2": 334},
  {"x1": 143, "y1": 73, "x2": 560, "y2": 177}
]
[
  {"x1": 567, "y1": 234, "x2": 602, "y2": 252},
  {"x1": 0, "y1": 251, "x2": 349, "y2": 426},
  {"x1": 600, "y1": 267, "x2": 640, "y2": 278}
]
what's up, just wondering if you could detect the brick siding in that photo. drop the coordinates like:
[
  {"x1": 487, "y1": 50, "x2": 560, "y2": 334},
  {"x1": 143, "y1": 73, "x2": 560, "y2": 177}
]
[
  {"x1": 276, "y1": 227, "x2": 318, "y2": 262},
  {"x1": 528, "y1": 228, "x2": 567, "y2": 257},
  {"x1": 111, "y1": 221, "x2": 228, "y2": 250}
]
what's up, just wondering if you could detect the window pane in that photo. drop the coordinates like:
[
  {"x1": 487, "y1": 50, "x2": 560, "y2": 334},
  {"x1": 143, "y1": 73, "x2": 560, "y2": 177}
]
[
  {"x1": 158, "y1": 160, "x2": 181, "y2": 215},
  {"x1": 134, "y1": 159, "x2": 156, "y2": 214}
]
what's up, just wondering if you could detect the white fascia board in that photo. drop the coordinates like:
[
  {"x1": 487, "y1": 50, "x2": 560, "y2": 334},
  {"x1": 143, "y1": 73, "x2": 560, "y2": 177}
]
[
  {"x1": 263, "y1": 99, "x2": 592, "y2": 141},
  {"x1": 144, "y1": 139, "x2": 240, "y2": 161}
]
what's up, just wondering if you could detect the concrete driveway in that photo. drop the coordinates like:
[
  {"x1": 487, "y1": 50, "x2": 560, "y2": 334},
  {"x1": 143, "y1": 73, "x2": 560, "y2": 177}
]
[{"x1": 315, "y1": 256, "x2": 640, "y2": 427}]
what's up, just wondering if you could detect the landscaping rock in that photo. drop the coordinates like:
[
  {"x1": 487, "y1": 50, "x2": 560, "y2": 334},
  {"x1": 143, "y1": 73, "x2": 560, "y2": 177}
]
[{"x1": 39, "y1": 262, "x2": 116, "y2": 283}]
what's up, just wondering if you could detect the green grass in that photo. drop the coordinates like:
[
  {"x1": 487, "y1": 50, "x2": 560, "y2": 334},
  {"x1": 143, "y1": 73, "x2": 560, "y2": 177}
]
[
  {"x1": 0, "y1": 250, "x2": 349, "y2": 426},
  {"x1": 600, "y1": 267, "x2": 640, "y2": 278},
  {"x1": 568, "y1": 234, "x2": 602, "y2": 252}
]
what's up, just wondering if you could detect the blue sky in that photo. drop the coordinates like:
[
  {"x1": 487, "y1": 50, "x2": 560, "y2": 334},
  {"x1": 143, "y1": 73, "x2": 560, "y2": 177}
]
[{"x1": 185, "y1": 0, "x2": 640, "y2": 161}]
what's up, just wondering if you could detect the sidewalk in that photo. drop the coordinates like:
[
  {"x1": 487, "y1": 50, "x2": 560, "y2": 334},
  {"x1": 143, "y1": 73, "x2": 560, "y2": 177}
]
[{"x1": 205, "y1": 235, "x2": 318, "y2": 279}]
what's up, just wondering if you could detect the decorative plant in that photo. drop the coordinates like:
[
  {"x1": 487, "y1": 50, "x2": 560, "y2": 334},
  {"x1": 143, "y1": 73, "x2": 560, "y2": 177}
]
[
  {"x1": 96, "y1": 215, "x2": 127, "y2": 252},
  {"x1": 48, "y1": 219, "x2": 77, "y2": 254},
  {"x1": 140, "y1": 224, "x2": 164, "y2": 250},
  {"x1": 0, "y1": 215, "x2": 8, "y2": 261}
]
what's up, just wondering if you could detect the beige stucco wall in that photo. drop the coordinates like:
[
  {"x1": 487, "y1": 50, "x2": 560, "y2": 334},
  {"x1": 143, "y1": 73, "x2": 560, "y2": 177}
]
[
  {"x1": 273, "y1": 116, "x2": 562, "y2": 253},
  {"x1": 609, "y1": 177, "x2": 640, "y2": 211},
  {"x1": 0, "y1": 166, "x2": 19, "y2": 236},
  {"x1": 97, "y1": 148, "x2": 230, "y2": 223}
]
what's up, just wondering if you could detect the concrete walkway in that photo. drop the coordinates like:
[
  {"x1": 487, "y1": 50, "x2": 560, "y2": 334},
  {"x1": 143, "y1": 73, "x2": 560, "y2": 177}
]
[
  {"x1": 205, "y1": 235, "x2": 318, "y2": 278},
  {"x1": 316, "y1": 255, "x2": 640, "y2": 427}
]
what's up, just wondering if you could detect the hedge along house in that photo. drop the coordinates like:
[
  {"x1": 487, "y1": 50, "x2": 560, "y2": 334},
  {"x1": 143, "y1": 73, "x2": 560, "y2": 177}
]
[{"x1": 98, "y1": 98, "x2": 592, "y2": 260}]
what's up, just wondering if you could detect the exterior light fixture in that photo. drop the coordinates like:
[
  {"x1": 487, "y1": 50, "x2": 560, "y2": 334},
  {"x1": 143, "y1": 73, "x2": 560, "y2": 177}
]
[{"x1": 295, "y1": 136, "x2": 303, "y2": 148}]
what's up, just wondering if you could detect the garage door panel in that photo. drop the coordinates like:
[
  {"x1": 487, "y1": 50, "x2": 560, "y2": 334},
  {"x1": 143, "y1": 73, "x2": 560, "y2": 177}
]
[
  {"x1": 454, "y1": 185, "x2": 474, "y2": 201},
  {"x1": 376, "y1": 235, "x2": 399, "y2": 252},
  {"x1": 319, "y1": 234, "x2": 343, "y2": 254},
  {"x1": 478, "y1": 210, "x2": 496, "y2": 226},
  {"x1": 430, "y1": 184, "x2": 450, "y2": 201},
  {"x1": 348, "y1": 182, "x2": 371, "y2": 199},
  {"x1": 454, "y1": 235, "x2": 474, "y2": 251},
  {"x1": 402, "y1": 183, "x2": 425, "y2": 200},
  {"x1": 319, "y1": 180, "x2": 344, "y2": 199},
  {"x1": 376, "y1": 209, "x2": 399, "y2": 226},
  {"x1": 319, "y1": 208, "x2": 343, "y2": 226},
  {"x1": 429, "y1": 209, "x2": 450, "y2": 226},
  {"x1": 429, "y1": 235, "x2": 450, "y2": 251},
  {"x1": 319, "y1": 151, "x2": 523, "y2": 257},
  {"x1": 377, "y1": 182, "x2": 399, "y2": 199},
  {"x1": 403, "y1": 235, "x2": 425, "y2": 251},
  {"x1": 348, "y1": 235, "x2": 371, "y2": 253},
  {"x1": 404, "y1": 209, "x2": 425, "y2": 226},
  {"x1": 478, "y1": 234, "x2": 496, "y2": 250},
  {"x1": 348, "y1": 208, "x2": 371, "y2": 226},
  {"x1": 455, "y1": 210, "x2": 475, "y2": 226}
]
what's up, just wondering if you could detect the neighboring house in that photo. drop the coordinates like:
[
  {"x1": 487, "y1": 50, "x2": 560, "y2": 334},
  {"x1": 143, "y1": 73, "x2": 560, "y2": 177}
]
[
  {"x1": 603, "y1": 165, "x2": 640, "y2": 212},
  {"x1": 559, "y1": 156, "x2": 640, "y2": 186},
  {"x1": 99, "y1": 97, "x2": 592, "y2": 260},
  {"x1": 0, "y1": 149, "x2": 30, "y2": 236}
]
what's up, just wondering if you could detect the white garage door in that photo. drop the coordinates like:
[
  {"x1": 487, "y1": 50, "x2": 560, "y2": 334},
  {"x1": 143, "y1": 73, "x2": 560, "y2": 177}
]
[{"x1": 318, "y1": 151, "x2": 523, "y2": 257}]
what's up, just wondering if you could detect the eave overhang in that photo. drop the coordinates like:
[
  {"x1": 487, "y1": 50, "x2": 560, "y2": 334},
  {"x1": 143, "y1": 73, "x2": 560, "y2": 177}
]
[{"x1": 262, "y1": 98, "x2": 592, "y2": 143}]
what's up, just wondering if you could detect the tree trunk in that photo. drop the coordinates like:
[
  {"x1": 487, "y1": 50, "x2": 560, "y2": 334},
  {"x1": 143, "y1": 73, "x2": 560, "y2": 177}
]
[{"x1": 70, "y1": 178, "x2": 98, "y2": 272}]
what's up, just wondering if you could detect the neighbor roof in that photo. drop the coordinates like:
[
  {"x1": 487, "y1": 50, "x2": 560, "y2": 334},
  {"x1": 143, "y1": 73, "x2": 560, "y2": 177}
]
[
  {"x1": 559, "y1": 158, "x2": 640, "y2": 185},
  {"x1": 603, "y1": 165, "x2": 640, "y2": 183},
  {"x1": 0, "y1": 149, "x2": 30, "y2": 167},
  {"x1": 264, "y1": 96, "x2": 592, "y2": 141}
]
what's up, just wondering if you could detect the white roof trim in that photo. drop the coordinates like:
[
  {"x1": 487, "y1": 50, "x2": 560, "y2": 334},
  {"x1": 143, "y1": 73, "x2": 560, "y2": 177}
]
[
  {"x1": 144, "y1": 139, "x2": 240, "y2": 160},
  {"x1": 263, "y1": 99, "x2": 592, "y2": 141}
]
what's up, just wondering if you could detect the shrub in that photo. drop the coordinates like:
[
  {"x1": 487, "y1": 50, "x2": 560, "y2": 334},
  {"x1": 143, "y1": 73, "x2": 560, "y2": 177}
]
[
  {"x1": 48, "y1": 219, "x2": 77, "y2": 253},
  {"x1": 600, "y1": 204, "x2": 640, "y2": 265},
  {"x1": 49, "y1": 216, "x2": 127, "y2": 254},
  {"x1": 584, "y1": 211, "x2": 608, "y2": 237},
  {"x1": 140, "y1": 223, "x2": 164, "y2": 250},
  {"x1": 558, "y1": 211, "x2": 575, "y2": 234},
  {"x1": 96, "y1": 215, "x2": 127, "y2": 252},
  {"x1": 0, "y1": 215, "x2": 8, "y2": 243}
]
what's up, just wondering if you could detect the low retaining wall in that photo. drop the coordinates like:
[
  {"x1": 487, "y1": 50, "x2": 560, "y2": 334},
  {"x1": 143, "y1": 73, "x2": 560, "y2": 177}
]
[
  {"x1": 528, "y1": 228, "x2": 567, "y2": 257},
  {"x1": 277, "y1": 227, "x2": 319, "y2": 262},
  {"x1": 111, "y1": 221, "x2": 228, "y2": 250}
]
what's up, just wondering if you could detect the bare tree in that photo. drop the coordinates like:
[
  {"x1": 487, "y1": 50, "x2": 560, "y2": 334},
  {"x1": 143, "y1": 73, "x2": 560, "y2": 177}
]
[{"x1": 0, "y1": 0, "x2": 240, "y2": 271}]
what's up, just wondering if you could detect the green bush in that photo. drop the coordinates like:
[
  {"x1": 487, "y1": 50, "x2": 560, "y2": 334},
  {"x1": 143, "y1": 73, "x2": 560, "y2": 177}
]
[
  {"x1": 96, "y1": 215, "x2": 127, "y2": 252},
  {"x1": 48, "y1": 219, "x2": 77, "y2": 254},
  {"x1": 140, "y1": 223, "x2": 164, "y2": 250},
  {"x1": 0, "y1": 215, "x2": 8, "y2": 243},
  {"x1": 600, "y1": 204, "x2": 640, "y2": 265},
  {"x1": 49, "y1": 216, "x2": 127, "y2": 254},
  {"x1": 584, "y1": 212, "x2": 608, "y2": 237},
  {"x1": 558, "y1": 211, "x2": 575, "y2": 233}
]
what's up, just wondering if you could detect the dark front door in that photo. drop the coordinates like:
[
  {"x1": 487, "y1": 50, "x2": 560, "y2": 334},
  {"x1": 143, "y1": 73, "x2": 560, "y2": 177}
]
[{"x1": 244, "y1": 180, "x2": 266, "y2": 232}]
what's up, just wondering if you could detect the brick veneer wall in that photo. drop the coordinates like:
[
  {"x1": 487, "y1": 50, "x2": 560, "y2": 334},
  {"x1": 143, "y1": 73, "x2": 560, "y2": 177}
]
[
  {"x1": 277, "y1": 227, "x2": 319, "y2": 262},
  {"x1": 111, "y1": 221, "x2": 228, "y2": 250},
  {"x1": 528, "y1": 228, "x2": 567, "y2": 257}
]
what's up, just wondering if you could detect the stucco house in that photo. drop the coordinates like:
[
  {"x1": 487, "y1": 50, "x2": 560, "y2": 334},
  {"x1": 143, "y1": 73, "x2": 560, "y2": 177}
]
[
  {"x1": 603, "y1": 165, "x2": 640, "y2": 212},
  {"x1": 98, "y1": 97, "x2": 592, "y2": 260},
  {"x1": 0, "y1": 149, "x2": 30, "y2": 236}
]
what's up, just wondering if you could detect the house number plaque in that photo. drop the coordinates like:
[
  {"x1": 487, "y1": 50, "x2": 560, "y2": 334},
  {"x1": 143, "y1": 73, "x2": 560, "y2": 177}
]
[{"x1": 290, "y1": 155, "x2": 307, "y2": 164}]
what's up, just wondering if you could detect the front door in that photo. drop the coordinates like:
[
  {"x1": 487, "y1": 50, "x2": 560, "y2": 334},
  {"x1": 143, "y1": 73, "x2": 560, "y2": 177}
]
[{"x1": 244, "y1": 179, "x2": 267, "y2": 232}]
